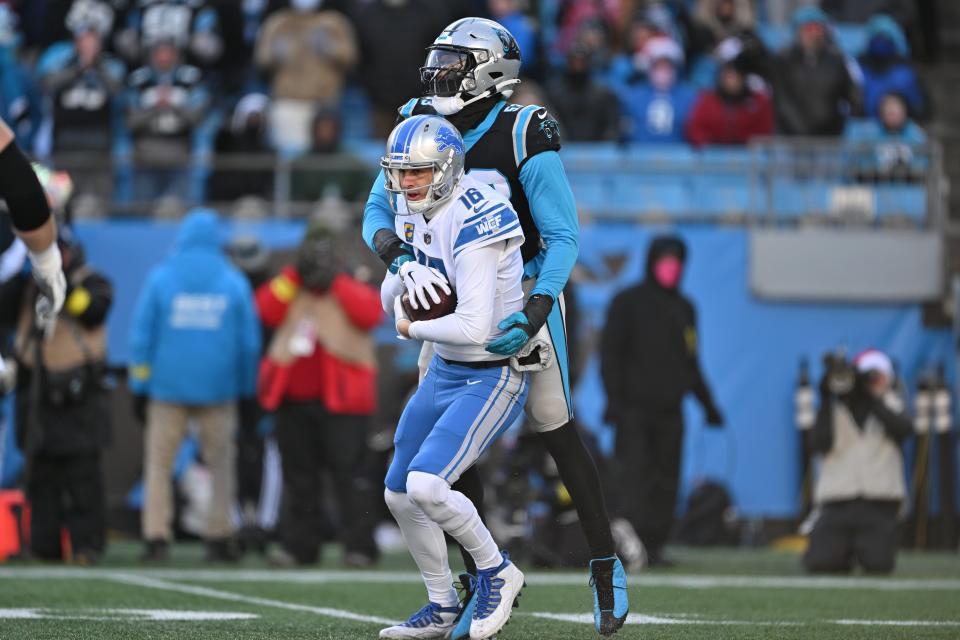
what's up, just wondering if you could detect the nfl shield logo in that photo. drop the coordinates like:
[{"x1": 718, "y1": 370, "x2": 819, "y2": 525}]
[
  {"x1": 424, "y1": 233, "x2": 432, "y2": 245},
  {"x1": 404, "y1": 222, "x2": 414, "y2": 242}
]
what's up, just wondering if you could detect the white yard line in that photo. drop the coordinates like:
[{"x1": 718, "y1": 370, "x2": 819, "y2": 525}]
[
  {"x1": 4, "y1": 568, "x2": 959, "y2": 630},
  {"x1": 105, "y1": 573, "x2": 396, "y2": 626},
  {"x1": 527, "y1": 612, "x2": 960, "y2": 628},
  {"x1": 2, "y1": 567, "x2": 959, "y2": 591}
]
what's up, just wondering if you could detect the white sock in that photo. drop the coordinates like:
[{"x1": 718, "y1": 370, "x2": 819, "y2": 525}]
[
  {"x1": 384, "y1": 488, "x2": 458, "y2": 607},
  {"x1": 406, "y1": 471, "x2": 502, "y2": 572}
]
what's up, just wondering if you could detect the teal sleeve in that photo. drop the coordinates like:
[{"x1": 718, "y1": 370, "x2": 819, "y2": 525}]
[
  {"x1": 518, "y1": 151, "x2": 579, "y2": 300},
  {"x1": 361, "y1": 169, "x2": 396, "y2": 252}
]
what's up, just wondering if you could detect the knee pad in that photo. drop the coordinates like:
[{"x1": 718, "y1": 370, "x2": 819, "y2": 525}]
[
  {"x1": 527, "y1": 388, "x2": 570, "y2": 432},
  {"x1": 384, "y1": 488, "x2": 415, "y2": 518},
  {"x1": 405, "y1": 471, "x2": 450, "y2": 516}
]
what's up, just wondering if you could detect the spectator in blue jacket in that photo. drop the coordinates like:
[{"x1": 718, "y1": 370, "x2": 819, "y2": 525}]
[
  {"x1": 0, "y1": 6, "x2": 42, "y2": 149},
  {"x1": 846, "y1": 92, "x2": 926, "y2": 182},
  {"x1": 616, "y1": 37, "x2": 697, "y2": 143},
  {"x1": 856, "y1": 14, "x2": 927, "y2": 122},
  {"x1": 128, "y1": 208, "x2": 260, "y2": 563}
]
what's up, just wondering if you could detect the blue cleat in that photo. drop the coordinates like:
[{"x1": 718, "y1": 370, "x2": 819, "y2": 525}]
[
  {"x1": 449, "y1": 573, "x2": 476, "y2": 640},
  {"x1": 589, "y1": 556, "x2": 629, "y2": 636},
  {"x1": 379, "y1": 602, "x2": 459, "y2": 639}
]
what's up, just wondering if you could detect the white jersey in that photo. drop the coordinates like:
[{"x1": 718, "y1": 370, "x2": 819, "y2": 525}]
[{"x1": 395, "y1": 174, "x2": 525, "y2": 362}]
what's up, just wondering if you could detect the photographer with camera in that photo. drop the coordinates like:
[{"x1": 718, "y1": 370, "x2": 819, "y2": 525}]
[
  {"x1": 0, "y1": 228, "x2": 112, "y2": 564},
  {"x1": 255, "y1": 225, "x2": 381, "y2": 568},
  {"x1": 804, "y1": 349, "x2": 913, "y2": 574}
]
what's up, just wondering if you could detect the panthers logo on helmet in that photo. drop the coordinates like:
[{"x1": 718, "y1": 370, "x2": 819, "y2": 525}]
[
  {"x1": 493, "y1": 27, "x2": 521, "y2": 60},
  {"x1": 434, "y1": 127, "x2": 464, "y2": 155}
]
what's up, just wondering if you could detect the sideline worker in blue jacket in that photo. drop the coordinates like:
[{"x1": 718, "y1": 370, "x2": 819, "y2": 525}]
[{"x1": 128, "y1": 208, "x2": 260, "y2": 563}]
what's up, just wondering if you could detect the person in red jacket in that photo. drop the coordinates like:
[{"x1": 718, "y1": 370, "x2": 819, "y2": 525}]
[
  {"x1": 686, "y1": 59, "x2": 773, "y2": 147},
  {"x1": 255, "y1": 232, "x2": 382, "y2": 567}
]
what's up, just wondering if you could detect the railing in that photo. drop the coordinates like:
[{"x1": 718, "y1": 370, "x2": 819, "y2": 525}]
[{"x1": 43, "y1": 137, "x2": 947, "y2": 228}]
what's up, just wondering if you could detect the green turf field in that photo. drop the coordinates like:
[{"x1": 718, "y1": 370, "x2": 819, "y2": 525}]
[{"x1": 1, "y1": 542, "x2": 959, "y2": 639}]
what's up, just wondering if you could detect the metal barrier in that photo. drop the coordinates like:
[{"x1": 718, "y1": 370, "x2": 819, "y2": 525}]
[{"x1": 44, "y1": 137, "x2": 947, "y2": 228}]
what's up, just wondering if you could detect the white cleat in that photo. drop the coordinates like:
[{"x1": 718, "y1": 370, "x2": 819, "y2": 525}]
[
  {"x1": 379, "y1": 602, "x2": 459, "y2": 639},
  {"x1": 469, "y1": 552, "x2": 525, "y2": 639}
]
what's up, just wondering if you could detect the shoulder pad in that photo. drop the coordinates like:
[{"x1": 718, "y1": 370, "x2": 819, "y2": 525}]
[{"x1": 509, "y1": 104, "x2": 561, "y2": 167}]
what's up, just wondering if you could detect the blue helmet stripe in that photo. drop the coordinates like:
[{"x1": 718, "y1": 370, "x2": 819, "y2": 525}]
[{"x1": 392, "y1": 115, "x2": 425, "y2": 157}]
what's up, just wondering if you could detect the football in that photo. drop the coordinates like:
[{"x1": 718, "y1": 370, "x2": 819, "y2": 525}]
[{"x1": 401, "y1": 288, "x2": 458, "y2": 322}]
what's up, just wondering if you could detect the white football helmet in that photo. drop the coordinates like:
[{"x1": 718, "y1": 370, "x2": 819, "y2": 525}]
[
  {"x1": 420, "y1": 18, "x2": 522, "y2": 114},
  {"x1": 381, "y1": 115, "x2": 465, "y2": 215}
]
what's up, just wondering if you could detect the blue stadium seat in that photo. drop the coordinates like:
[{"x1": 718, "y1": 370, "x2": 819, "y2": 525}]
[
  {"x1": 770, "y1": 178, "x2": 832, "y2": 218},
  {"x1": 873, "y1": 184, "x2": 926, "y2": 221},
  {"x1": 691, "y1": 175, "x2": 753, "y2": 215},
  {"x1": 610, "y1": 176, "x2": 692, "y2": 215}
]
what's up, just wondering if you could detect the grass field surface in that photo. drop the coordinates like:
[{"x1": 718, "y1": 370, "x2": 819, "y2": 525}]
[{"x1": 1, "y1": 542, "x2": 959, "y2": 639}]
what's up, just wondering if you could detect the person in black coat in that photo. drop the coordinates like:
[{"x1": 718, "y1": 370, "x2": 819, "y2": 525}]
[
  {"x1": 600, "y1": 234, "x2": 723, "y2": 566},
  {"x1": 770, "y1": 7, "x2": 861, "y2": 136}
]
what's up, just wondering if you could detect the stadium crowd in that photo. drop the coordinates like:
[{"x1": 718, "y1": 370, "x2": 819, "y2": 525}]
[
  {"x1": 0, "y1": 0, "x2": 943, "y2": 580},
  {"x1": 0, "y1": 0, "x2": 932, "y2": 211}
]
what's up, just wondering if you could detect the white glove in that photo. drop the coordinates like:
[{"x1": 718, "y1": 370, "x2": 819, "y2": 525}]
[
  {"x1": 380, "y1": 272, "x2": 406, "y2": 316},
  {"x1": 398, "y1": 260, "x2": 451, "y2": 311},
  {"x1": 393, "y1": 295, "x2": 410, "y2": 340},
  {"x1": 29, "y1": 242, "x2": 66, "y2": 334}
]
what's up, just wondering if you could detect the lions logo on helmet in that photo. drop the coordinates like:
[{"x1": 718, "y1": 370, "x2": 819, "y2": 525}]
[
  {"x1": 381, "y1": 115, "x2": 466, "y2": 216},
  {"x1": 434, "y1": 126, "x2": 464, "y2": 155}
]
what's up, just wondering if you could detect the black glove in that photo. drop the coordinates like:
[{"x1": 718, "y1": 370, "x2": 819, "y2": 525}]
[
  {"x1": 295, "y1": 239, "x2": 339, "y2": 292},
  {"x1": 705, "y1": 403, "x2": 724, "y2": 428},
  {"x1": 132, "y1": 393, "x2": 148, "y2": 425}
]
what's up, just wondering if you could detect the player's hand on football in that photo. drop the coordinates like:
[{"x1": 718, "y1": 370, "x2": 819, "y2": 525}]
[{"x1": 398, "y1": 260, "x2": 450, "y2": 311}]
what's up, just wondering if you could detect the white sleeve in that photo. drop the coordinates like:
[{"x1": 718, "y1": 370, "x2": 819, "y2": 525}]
[
  {"x1": 380, "y1": 272, "x2": 405, "y2": 316},
  {"x1": 408, "y1": 243, "x2": 501, "y2": 346}
]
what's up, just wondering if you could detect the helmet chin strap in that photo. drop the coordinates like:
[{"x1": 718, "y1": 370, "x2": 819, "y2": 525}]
[{"x1": 429, "y1": 79, "x2": 521, "y2": 116}]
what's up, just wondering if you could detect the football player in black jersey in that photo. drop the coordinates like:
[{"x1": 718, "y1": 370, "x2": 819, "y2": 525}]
[{"x1": 362, "y1": 18, "x2": 628, "y2": 638}]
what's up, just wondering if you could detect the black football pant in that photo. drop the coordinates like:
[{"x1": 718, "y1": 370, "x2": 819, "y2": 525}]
[
  {"x1": 804, "y1": 499, "x2": 899, "y2": 574},
  {"x1": 274, "y1": 401, "x2": 378, "y2": 564},
  {"x1": 613, "y1": 409, "x2": 685, "y2": 556},
  {"x1": 27, "y1": 452, "x2": 105, "y2": 559}
]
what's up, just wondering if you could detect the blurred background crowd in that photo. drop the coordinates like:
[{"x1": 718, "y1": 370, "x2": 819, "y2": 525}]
[{"x1": 0, "y1": 0, "x2": 958, "y2": 572}]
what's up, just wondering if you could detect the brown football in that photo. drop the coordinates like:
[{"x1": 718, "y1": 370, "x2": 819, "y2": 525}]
[{"x1": 401, "y1": 289, "x2": 458, "y2": 322}]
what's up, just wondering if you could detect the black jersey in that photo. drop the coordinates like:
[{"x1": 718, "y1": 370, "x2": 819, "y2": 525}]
[{"x1": 398, "y1": 97, "x2": 562, "y2": 265}]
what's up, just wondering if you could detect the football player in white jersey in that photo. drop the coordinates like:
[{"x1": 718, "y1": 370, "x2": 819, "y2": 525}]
[{"x1": 378, "y1": 115, "x2": 527, "y2": 640}]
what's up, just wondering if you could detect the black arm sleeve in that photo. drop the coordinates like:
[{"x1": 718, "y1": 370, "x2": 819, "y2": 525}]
[
  {"x1": 0, "y1": 142, "x2": 50, "y2": 232},
  {"x1": 372, "y1": 228, "x2": 414, "y2": 270},
  {"x1": 871, "y1": 398, "x2": 914, "y2": 444},
  {"x1": 807, "y1": 396, "x2": 835, "y2": 454}
]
